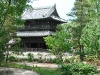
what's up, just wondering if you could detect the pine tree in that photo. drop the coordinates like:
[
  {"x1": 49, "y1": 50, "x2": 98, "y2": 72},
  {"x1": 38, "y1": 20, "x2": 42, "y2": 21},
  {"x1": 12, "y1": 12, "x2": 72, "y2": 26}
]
[
  {"x1": 67, "y1": 0, "x2": 91, "y2": 61},
  {"x1": 80, "y1": 0, "x2": 100, "y2": 59}
]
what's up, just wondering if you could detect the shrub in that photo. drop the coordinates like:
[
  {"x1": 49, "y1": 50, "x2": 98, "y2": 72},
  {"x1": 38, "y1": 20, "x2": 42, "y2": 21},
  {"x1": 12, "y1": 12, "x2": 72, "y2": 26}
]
[
  {"x1": 55, "y1": 58, "x2": 63, "y2": 64},
  {"x1": 48, "y1": 58, "x2": 56, "y2": 63},
  {"x1": 27, "y1": 53, "x2": 34, "y2": 62},
  {"x1": 8, "y1": 56, "x2": 16, "y2": 62},
  {"x1": 37, "y1": 53, "x2": 42, "y2": 63},
  {"x1": 60, "y1": 63, "x2": 99, "y2": 75},
  {"x1": 64, "y1": 56, "x2": 80, "y2": 63},
  {"x1": 2, "y1": 54, "x2": 5, "y2": 61},
  {"x1": 85, "y1": 55, "x2": 97, "y2": 62}
]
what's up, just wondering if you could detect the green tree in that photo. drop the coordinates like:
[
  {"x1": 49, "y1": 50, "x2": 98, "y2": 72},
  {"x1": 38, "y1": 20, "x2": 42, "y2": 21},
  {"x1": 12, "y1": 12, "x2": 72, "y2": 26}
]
[
  {"x1": 44, "y1": 25, "x2": 72, "y2": 64},
  {"x1": 2, "y1": 14, "x2": 17, "y2": 63},
  {"x1": 67, "y1": 0, "x2": 91, "y2": 61},
  {"x1": 0, "y1": 0, "x2": 31, "y2": 65},
  {"x1": 80, "y1": 0, "x2": 100, "y2": 59}
]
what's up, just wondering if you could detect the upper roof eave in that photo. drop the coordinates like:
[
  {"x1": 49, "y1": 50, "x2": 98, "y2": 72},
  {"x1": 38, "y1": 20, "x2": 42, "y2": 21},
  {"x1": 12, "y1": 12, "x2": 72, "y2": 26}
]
[{"x1": 50, "y1": 16, "x2": 67, "y2": 23}]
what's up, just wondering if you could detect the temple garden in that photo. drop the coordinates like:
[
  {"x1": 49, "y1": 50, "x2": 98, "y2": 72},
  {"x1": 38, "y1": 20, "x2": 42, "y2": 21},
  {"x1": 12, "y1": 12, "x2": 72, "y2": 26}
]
[{"x1": 0, "y1": 51, "x2": 100, "y2": 75}]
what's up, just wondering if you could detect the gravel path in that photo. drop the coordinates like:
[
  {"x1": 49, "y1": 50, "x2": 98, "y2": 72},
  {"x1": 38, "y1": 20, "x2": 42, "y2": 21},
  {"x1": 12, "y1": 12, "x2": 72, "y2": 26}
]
[
  {"x1": 0, "y1": 67, "x2": 39, "y2": 75},
  {"x1": 16, "y1": 62, "x2": 58, "y2": 68}
]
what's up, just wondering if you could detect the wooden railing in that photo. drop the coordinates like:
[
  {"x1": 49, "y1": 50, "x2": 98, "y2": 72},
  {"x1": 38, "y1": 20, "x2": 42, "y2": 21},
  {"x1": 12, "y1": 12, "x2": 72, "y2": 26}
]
[
  {"x1": 19, "y1": 23, "x2": 56, "y2": 31},
  {"x1": 21, "y1": 48, "x2": 48, "y2": 52}
]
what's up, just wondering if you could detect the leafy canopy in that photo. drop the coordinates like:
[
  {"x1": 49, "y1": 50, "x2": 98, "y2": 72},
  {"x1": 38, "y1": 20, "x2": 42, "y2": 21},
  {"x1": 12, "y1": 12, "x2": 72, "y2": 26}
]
[{"x1": 44, "y1": 25, "x2": 72, "y2": 56}]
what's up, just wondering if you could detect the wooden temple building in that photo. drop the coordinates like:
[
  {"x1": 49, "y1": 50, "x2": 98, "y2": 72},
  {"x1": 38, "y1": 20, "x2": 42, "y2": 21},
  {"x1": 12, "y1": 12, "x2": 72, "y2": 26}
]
[{"x1": 17, "y1": 4, "x2": 67, "y2": 51}]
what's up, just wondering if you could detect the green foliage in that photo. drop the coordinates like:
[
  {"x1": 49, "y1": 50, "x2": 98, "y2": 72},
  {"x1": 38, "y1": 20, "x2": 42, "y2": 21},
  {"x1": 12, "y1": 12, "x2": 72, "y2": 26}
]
[
  {"x1": 84, "y1": 55, "x2": 97, "y2": 62},
  {"x1": 11, "y1": 38, "x2": 23, "y2": 54},
  {"x1": 66, "y1": 0, "x2": 100, "y2": 61},
  {"x1": 8, "y1": 56, "x2": 16, "y2": 62},
  {"x1": 64, "y1": 56, "x2": 80, "y2": 63},
  {"x1": 80, "y1": 0, "x2": 100, "y2": 59},
  {"x1": 1, "y1": 54, "x2": 5, "y2": 61},
  {"x1": 55, "y1": 58, "x2": 63, "y2": 64},
  {"x1": 34, "y1": 67, "x2": 61, "y2": 75},
  {"x1": 67, "y1": 0, "x2": 92, "y2": 61},
  {"x1": 27, "y1": 53, "x2": 34, "y2": 62},
  {"x1": 0, "y1": 0, "x2": 31, "y2": 65},
  {"x1": 44, "y1": 25, "x2": 72, "y2": 63},
  {"x1": 60, "y1": 63, "x2": 99, "y2": 75},
  {"x1": 1, "y1": 62, "x2": 33, "y2": 70}
]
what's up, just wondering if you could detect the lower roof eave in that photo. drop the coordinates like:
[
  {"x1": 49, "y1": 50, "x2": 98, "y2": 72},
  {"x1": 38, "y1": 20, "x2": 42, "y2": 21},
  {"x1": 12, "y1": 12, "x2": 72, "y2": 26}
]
[{"x1": 17, "y1": 31, "x2": 55, "y2": 37}]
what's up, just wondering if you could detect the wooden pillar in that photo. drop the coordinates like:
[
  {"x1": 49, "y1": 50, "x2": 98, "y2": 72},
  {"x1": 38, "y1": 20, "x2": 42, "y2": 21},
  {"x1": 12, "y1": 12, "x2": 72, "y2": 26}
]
[
  {"x1": 24, "y1": 42, "x2": 26, "y2": 51},
  {"x1": 37, "y1": 42, "x2": 39, "y2": 51},
  {"x1": 29, "y1": 43, "x2": 31, "y2": 51}
]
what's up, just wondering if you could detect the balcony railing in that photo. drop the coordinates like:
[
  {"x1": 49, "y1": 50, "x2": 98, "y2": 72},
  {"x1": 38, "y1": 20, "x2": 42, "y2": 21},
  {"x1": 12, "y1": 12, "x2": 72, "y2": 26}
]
[{"x1": 19, "y1": 23, "x2": 56, "y2": 31}]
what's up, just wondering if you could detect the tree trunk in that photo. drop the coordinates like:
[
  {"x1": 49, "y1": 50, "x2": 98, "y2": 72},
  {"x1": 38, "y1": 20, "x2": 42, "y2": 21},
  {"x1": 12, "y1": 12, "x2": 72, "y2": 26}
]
[
  {"x1": 0, "y1": 49, "x2": 3, "y2": 66},
  {"x1": 5, "y1": 46, "x2": 9, "y2": 63},
  {"x1": 79, "y1": 45, "x2": 84, "y2": 61},
  {"x1": 96, "y1": 47, "x2": 100, "y2": 59},
  {"x1": 0, "y1": 53, "x2": 2, "y2": 66}
]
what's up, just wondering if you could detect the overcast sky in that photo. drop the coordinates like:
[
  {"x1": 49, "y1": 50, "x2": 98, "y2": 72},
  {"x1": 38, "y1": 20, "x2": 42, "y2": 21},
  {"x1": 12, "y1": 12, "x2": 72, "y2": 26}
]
[{"x1": 30, "y1": 0, "x2": 75, "y2": 20}]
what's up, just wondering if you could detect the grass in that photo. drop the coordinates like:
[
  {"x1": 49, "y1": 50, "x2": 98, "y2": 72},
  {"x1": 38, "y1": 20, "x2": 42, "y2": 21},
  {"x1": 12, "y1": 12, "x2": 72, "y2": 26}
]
[
  {"x1": 34, "y1": 67, "x2": 61, "y2": 75},
  {"x1": 1, "y1": 62, "x2": 61, "y2": 75}
]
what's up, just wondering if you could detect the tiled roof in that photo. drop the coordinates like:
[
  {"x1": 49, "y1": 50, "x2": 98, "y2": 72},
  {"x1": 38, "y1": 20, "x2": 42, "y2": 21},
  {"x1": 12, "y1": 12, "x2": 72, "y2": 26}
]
[
  {"x1": 17, "y1": 31, "x2": 55, "y2": 37},
  {"x1": 21, "y1": 4, "x2": 67, "y2": 22},
  {"x1": 22, "y1": 5, "x2": 55, "y2": 20}
]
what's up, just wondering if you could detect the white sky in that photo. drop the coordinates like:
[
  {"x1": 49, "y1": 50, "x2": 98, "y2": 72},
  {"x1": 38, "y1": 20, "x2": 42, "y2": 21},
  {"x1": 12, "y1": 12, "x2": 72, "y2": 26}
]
[{"x1": 30, "y1": 0, "x2": 75, "y2": 20}]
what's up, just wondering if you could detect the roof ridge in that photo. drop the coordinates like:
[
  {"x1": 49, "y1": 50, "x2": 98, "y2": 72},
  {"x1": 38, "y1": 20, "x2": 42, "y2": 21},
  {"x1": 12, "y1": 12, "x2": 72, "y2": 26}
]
[{"x1": 33, "y1": 4, "x2": 55, "y2": 10}]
